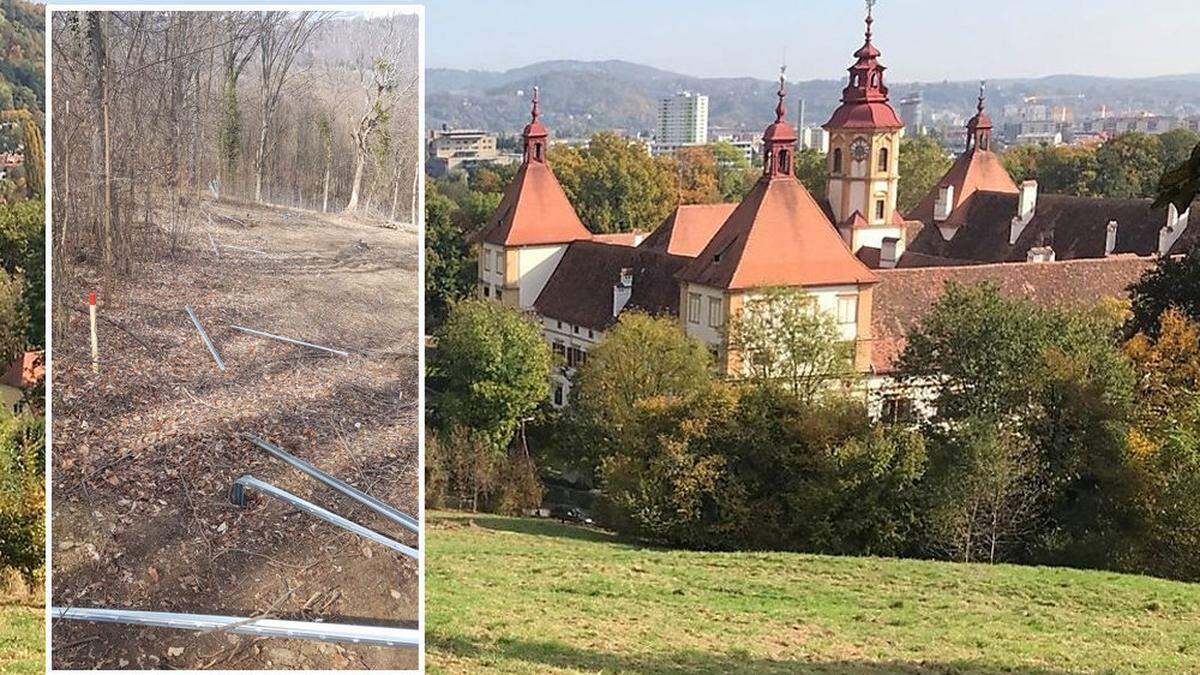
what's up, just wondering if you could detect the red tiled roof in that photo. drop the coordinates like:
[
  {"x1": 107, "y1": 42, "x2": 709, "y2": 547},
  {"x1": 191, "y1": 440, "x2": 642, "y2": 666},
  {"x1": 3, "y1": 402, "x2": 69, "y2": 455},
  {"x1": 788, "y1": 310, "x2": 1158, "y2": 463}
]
[
  {"x1": 824, "y1": 101, "x2": 903, "y2": 130},
  {"x1": 869, "y1": 256, "x2": 1154, "y2": 372},
  {"x1": 477, "y1": 161, "x2": 592, "y2": 247},
  {"x1": 534, "y1": 241, "x2": 692, "y2": 331},
  {"x1": 906, "y1": 148, "x2": 1019, "y2": 226},
  {"x1": 678, "y1": 175, "x2": 879, "y2": 290},
  {"x1": 639, "y1": 203, "x2": 737, "y2": 258},
  {"x1": 0, "y1": 351, "x2": 44, "y2": 389}
]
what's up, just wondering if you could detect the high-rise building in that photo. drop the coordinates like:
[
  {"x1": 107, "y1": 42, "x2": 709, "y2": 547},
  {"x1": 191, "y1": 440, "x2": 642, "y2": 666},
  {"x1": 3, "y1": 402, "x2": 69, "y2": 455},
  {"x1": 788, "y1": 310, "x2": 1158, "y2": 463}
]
[{"x1": 656, "y1": 91, "x2": 709, "y2": 146}]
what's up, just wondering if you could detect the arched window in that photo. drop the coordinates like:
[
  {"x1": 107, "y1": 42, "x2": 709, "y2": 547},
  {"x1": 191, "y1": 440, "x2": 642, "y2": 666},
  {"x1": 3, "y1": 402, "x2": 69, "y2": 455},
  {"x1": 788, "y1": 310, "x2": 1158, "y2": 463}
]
[
  {"x1": 851, "y1": 74, "x2": 860, "y2": 87},
  {"x1": 870, "y1": 72, "x2": 879, "y2": 87},
  {"x1": 534, "y1": 142, "x2": 544, "y2": 162},
  {"x1": 878, "y1": 147, "x2": 889, "y2": 172},
  {"x1": 779, "y1": 149, "x2": 791, "y2": 174},
  {"x1": 832, "y1": 148, "x2": 843, "y2": 173}
]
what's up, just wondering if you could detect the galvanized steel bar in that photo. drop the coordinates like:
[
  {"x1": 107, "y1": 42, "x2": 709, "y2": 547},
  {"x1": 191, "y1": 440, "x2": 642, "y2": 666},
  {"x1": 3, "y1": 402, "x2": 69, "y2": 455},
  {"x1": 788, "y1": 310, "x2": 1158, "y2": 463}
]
[
  {"x1": 231, "y1": 475, "x2": 419, "y2": 561},
  {"x1": 51, "y1": 607, "x2": 418, "y2": 648},
  {"x1": 186, "y1": 306, "x2": 226, "y2": 372},
  {"x1": 229, "y1": 324, "x2": 350, "y2": 356},
  {"x1": 245, "y1": 435, "x2": 418, "y2": 534}
]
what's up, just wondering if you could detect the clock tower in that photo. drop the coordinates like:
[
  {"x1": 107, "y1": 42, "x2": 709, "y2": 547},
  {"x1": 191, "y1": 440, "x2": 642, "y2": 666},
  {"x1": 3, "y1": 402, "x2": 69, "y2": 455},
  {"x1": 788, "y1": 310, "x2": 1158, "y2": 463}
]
[{"x1": 823, "y1": 0, "x2": 905, "y2": 254}]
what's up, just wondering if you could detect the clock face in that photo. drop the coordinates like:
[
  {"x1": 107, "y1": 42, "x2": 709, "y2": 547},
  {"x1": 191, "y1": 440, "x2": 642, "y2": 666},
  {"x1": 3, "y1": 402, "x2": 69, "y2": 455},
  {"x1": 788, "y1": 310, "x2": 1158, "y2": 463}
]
[{"x1": 850, "y1": 138, "x2": 870, "y2": 162}]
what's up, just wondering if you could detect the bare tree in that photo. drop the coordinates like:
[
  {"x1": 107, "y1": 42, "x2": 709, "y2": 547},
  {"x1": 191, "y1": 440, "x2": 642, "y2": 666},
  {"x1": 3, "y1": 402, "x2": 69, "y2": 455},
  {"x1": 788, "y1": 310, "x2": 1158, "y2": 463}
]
[{"x1": 253, "y1": 11, "x2": 326, "y2": 204}]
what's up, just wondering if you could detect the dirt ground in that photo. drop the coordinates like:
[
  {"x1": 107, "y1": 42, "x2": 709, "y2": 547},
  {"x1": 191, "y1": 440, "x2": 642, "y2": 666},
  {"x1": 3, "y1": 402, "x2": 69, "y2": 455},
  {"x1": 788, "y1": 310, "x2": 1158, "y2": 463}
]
[{"x1": 51, "y1": 200, "x2": 420, "y2": 670}]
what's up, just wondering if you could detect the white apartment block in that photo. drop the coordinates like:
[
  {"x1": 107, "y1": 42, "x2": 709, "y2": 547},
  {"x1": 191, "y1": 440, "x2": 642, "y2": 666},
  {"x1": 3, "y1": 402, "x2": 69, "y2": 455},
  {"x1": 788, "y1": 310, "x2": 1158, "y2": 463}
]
[{"x1": 657, "y1": 91, "x2": 709, "y2": 146}]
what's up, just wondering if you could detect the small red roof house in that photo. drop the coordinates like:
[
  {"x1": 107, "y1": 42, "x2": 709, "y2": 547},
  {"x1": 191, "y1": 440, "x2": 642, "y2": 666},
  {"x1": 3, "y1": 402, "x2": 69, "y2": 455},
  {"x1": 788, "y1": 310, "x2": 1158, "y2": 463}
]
[{"x1": 0, "y1": 351, "x2": 44, "y2": 411}]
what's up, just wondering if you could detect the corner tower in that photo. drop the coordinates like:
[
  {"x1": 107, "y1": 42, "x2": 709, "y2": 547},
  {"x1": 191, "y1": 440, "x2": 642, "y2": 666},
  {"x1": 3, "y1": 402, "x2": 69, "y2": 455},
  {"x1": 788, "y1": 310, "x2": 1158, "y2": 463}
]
[
  {"x1": 475, "y1": 87, "x2": 592, "y2": 309},
  {"x1": 823, "y1": 0, "x2": 905, "y2": 253}
]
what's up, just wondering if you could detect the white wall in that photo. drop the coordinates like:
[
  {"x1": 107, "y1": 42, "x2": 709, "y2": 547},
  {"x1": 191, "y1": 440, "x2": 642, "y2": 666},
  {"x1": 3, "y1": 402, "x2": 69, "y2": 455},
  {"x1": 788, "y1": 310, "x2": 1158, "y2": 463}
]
[
  {"x1": 517, "y1": 245, "x2": 568, "y2": 309},
  {"x1": 541, "y1": 316, "x2": 603, "y2": 407},
  {"x1": 681, "y1": 283, "x2": 726, "y2": 347}
]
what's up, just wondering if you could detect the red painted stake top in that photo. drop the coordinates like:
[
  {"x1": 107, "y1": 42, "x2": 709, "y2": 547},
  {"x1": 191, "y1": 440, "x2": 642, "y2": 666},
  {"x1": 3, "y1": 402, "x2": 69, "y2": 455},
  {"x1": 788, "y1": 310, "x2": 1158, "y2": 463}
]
[{"x1": 88, "y1": 292, "x2": 96, "y2": 306}]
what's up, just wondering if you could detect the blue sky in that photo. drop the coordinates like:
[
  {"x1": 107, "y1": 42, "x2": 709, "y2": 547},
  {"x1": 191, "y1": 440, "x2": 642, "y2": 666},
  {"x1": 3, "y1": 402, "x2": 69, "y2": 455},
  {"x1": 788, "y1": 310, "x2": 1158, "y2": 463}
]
[{"x1": 426, "y1": 0, "x2": 1200, "y2": 81}]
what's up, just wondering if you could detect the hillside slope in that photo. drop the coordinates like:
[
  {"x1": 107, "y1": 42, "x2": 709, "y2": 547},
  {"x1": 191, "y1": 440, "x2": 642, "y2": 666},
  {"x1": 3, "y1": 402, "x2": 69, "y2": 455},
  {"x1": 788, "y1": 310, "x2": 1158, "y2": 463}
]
[{"x1": 426, "y1": 511, "x2": 1200, "y2": 674}]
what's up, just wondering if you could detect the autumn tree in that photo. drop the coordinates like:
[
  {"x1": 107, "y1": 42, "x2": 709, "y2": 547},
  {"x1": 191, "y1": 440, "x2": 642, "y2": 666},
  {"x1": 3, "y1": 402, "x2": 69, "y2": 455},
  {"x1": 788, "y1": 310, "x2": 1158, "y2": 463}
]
[
  {"x1": 897, "y1": 135, "x2": 951, "y2": 213},
  {"x1": 725, "y1": 287, "x2": 853, "y2": 401},
  {"x1": 673, "y1": 146, "x2": 720, "y2": 204},
  {"x1": 550, "y1": 132, "x2": 678, "y2": 232}
]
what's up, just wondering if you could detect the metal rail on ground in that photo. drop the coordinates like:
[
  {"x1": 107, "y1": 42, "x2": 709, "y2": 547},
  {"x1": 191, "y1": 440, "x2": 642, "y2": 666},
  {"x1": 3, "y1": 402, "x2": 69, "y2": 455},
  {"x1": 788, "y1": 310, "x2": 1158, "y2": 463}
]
[
  {"x1": 51, "y1": 607, "x2": 419, "y2": 648},
  {"x1": 230, "y1": 475, "x2": 419, "y2": 561},
  {"x1": 229, "y1": 325, "x2": 350, "y2": 356},
  {"x1": 245, "y1": 434, "x2": 419, "y2": 534},
  {"x1": 185, "y1": 306, "x2": 227, "y2": 371}
]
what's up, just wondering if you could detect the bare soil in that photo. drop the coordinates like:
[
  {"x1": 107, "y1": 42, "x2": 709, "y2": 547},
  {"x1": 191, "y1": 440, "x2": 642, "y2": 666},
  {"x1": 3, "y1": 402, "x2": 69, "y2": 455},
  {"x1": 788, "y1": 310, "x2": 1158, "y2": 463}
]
[{"x1": 51, "y1": 201, "x2": 420, "y2": 670}]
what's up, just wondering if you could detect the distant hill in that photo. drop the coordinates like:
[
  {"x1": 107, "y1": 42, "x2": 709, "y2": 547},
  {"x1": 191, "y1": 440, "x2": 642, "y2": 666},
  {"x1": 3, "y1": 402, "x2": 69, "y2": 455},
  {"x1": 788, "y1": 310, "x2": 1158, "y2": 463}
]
[
  {"x1": 428, "y1": 59, "x2": 1200, "y2": 138},
  {"x1": 0, "y1": 0, "x2": 44, "y2": 119}
]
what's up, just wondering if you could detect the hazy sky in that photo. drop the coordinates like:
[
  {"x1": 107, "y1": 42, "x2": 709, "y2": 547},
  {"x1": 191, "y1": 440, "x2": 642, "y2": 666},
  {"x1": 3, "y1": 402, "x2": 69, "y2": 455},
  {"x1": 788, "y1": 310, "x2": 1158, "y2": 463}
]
[{"x1": 426, "y1": 0, "x2": 1200, "y2": 82}]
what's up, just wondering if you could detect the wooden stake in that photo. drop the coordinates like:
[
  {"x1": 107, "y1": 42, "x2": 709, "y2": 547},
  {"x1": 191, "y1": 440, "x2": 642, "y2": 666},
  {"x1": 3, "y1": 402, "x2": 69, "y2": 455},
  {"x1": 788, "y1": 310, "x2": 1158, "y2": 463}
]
[{"x1": 89, "y1": 292, "x2": 99, "y2": 374}]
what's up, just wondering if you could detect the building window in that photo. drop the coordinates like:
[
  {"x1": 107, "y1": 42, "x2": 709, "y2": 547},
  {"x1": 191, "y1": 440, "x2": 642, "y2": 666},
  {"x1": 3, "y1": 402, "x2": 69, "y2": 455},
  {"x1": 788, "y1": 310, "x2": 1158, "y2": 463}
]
[
  {"x1": 553, "y1": 385, "x2": 564, "y2": 407},
  {"x1": 779, "y1": 149, "x2": 790, "y2": 174},
  {"x1": 837, "y1": 294, "x2": 858, "y2": 324},
  {"x1": 557, "y1": 320, "x2": 563, "y2": 329},
  {"x1": 587, "y1": 329, "x2": 594, "y2": 339},
  {"x1": 688, "y1": 293, "x2": 702, "y2": 324},
  {"x1": 573, "y1": 325, "x2": 579, "y2": 334},
  {"x1": 878, "y1": 147, "x2": 889, "y2": 172},
  {"x1": 832, "y1": 148, "x2": 843, "y2": 173},
  {"x1": 495, "y1": 251, "x2": 504, "y2": 275},
  {"x1": 567, "y1": 347, "x2": 588, "y2": 369},
  {"x1": 483, "y1": 251, "x2": 491, "y2": 271},
  {"x1": 875, "y1": 199, "x2": 885, "y2": 220},
  {"x1": 495, "y1": 289, "x2": 503, "y2": 301},
  {"x1": 708, "y1": 297, "x2": 723, "y2": 328},
  {"x1": 553, "y1": 341, "x2": 565, "y2": 358},
  {"x1": 483, "y1": 285, "x2": 491, "y2": 298},
  {"x1": 882, "y1": 396, "x2": 915, "y2": 424}
]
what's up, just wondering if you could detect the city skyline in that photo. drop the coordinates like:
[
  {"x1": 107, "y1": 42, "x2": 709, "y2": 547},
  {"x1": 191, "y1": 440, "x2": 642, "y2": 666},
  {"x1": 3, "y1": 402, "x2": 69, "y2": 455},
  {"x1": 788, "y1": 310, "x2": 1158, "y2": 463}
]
[{"x1": 426, "y1": 0, "x2": 1200, "y2": 82}]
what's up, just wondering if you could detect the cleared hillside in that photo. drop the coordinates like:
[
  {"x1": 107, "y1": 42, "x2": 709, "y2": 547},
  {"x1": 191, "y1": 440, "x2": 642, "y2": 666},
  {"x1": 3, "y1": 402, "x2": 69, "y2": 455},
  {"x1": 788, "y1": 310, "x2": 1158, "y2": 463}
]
[{"x1": 426, "y1": 511, "x2": 1200, "y2": 674}]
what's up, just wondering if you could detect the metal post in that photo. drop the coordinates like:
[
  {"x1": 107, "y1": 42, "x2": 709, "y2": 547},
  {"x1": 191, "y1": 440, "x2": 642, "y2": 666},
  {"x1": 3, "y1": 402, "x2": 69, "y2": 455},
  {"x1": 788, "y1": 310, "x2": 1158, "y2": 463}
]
[
  {"x1": 245, "y1": 435, "x2": 418, "y2": 533},
  {"x1": 229, "y1": 325, "x2": 350, "y2": 356},
  {"x1": 186, "y1": 306, "x2": 226, "y2": 372},
  {"x1": 231, "y1": 475, "x2": 419, "y2": 561},
  {"x1": 51, "y1": 607, "x2": 419, "y2": 648}
]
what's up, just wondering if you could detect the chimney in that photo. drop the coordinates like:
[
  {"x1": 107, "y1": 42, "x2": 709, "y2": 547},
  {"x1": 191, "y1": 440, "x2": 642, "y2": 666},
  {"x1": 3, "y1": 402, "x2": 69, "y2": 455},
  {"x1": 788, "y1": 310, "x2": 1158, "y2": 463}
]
[
  {"x1": 880, "y1": 237, "x2": 900, "y2": 269},
  {"x1": 1010, "y1": 180, "x2": 1038, "y2": 245},
  {"x1": 1159, "y1": 203, "x2": 1190, "y2": 256},
  {"x1": 1105, "y1": 220, "x2": 1118, "y2": 256},
  {"x1": 1027, "y1": 245, "x2": 1055, "y2": 263},
  {"x1": 933, "y1": 184, "x2": 954, "y2": 223},
  {"x1": 613, "y1": 267, "x2": 633, "y2": 317}
]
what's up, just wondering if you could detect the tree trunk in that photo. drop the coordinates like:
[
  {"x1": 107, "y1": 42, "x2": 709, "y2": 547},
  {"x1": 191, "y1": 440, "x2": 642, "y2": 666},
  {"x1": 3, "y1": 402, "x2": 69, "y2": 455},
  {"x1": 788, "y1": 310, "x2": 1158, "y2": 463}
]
[
  {"x1": 389, "y1": 179, "x2": 399, "y2": 221},
  {"x1": 254, "y1": 115, "x2": 267, "y2": 203},
  {"x1": 347, "y1": 151, "x2": 365, "y2": 211},
  {"x1": 322, "y1": 167, "x2": 330, "y2": 213}
]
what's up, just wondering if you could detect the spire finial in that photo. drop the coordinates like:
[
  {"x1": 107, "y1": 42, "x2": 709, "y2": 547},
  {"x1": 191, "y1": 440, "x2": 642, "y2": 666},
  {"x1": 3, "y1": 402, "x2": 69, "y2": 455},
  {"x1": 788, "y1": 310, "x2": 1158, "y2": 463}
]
[
  {"x1": 530, "y1": 86, "x2": 540, "y2": 123},
  {"x1": 865, "y1": 0, "x2": 876, "y2": 39},
  {"x1": 775, "y1": 64, "x2": 787, "y2": 122},
  {"x1": 977, "y1": 80, "x2": 986, "y2": 114}
]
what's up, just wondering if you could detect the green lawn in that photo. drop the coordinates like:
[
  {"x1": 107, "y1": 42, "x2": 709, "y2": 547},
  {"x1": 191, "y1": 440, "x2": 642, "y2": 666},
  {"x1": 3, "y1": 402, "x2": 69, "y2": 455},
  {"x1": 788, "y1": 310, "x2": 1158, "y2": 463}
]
[
  {"x1": 426, "y1": 511, "x2": 1200, "y2": 674},
  {"x1": 0, "y1": 605, "x2": 42, "y2": 673}
]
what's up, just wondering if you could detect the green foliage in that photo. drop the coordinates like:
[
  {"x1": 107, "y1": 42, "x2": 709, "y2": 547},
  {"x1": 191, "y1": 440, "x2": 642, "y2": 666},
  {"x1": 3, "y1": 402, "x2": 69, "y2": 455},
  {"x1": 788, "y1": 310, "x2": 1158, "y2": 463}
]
[
  {"x1": 429, "y1": 299, "x2": 553, "y2": 451},
  {"x1": 792, "y1": 148, "x2": 827, "y2": 199},
  {"x1": 0, "y1": 410, "x2": 43, "y2": 585},
  {"x1": 18, "y1": 118, "x2": 40, "y2": 200},
  {"x1": 573, "y1": 312, "x2": 713, "y2": 432},
  {"x1": 549, "y1": 132, "x2": 678, "y2": 232},
  {"x1": 1095, "y1": 132, "x2": 1164, "y2": 198},
  {"x1": 424, "y1": 187, "x2": 476, "y2": 324},
  {"x1": 1155, "y1": 139, "x2": 1200, "y2": 212},
  {"x1": 0, "y1": 200, "x2": 42, "y2": 349},
  {"x1": 898, "y1": 135, "x2": 952, "y2": 213},
  {"x1": 1126, "y1": 245, "x2": 1200, "y2": 338},
  {"x1": 726, "y1": 287, "x2": 853, "y2": 401}
]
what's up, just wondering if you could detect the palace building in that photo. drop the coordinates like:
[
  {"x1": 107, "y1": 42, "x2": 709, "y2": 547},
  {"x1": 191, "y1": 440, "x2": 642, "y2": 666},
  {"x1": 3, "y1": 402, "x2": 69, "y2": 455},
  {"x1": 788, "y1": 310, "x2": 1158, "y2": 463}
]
[{"x1": 473, "y1": 5, "x2": 1195, "y2": 410}]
